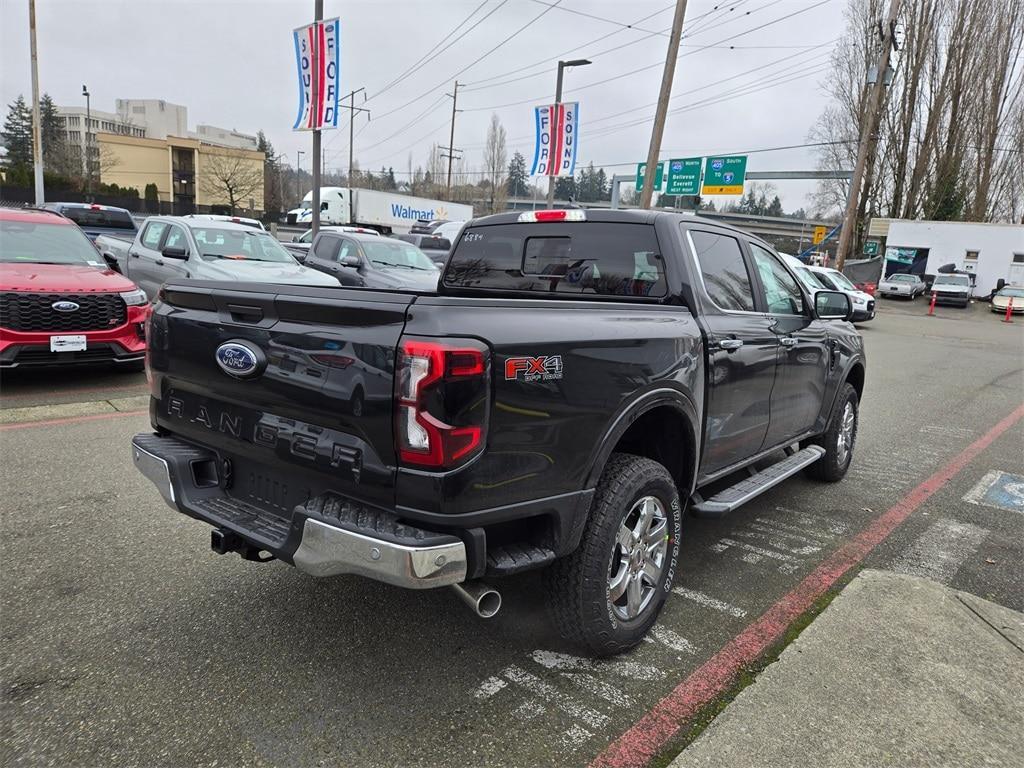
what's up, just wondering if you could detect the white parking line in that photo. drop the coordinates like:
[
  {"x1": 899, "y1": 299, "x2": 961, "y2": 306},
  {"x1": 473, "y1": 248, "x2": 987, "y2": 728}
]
[
  {"x1": 474, "y1": 676, "x2": 507, "y2": 700},
  {"x1": 716, "y1": 538, "x2": 799, "y2": 563},
  {"x1": 513, "y1": 699, "x2": 546, "y2": 720},
  {"x1": 671, "y1": 587, "x2": 747, "y2": 618},
  {"x1": 892, "y1": 519, "x2": 988, "y2": 584},
  {"x1": 650, "y1": 624, "x2": 697, "y2": 654},
  {"x1": 563, "y1": 672, "x2": 633, "y2": 707},
  {"x1": 528, "y1": 650, "x2": 665, "y2": 681},
  {"x1": 502, "y1": 666, "x2": 609, "y2": 729},
  {"x1": 750, "y1": 520, "x2": 831, "y2": 545},
  {"x1": 558, "y1": 724, "x2": 593, "y2": 751},
  {"x1": 731, "y1": 529, "x2": 822, "y2": 556}
]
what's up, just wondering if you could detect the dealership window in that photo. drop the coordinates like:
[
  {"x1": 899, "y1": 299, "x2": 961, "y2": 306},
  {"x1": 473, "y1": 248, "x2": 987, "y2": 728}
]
[
  {"x1": 1013, "y1": 253, "x2": 1024, "y2": 264},
  {"x1": 965, "y1": 250, "x2": 979, "y2": 261}
]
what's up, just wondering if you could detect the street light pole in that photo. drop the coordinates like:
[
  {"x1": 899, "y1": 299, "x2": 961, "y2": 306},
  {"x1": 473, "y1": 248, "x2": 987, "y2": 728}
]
[
  {"x1": 310, "y1": 0, "x2": 323, "y2": 238},
  {"x1": 82, "y1": 84, "x2": 92, "y2": 197},
  {"x1": 28, "y1": 0, "x2": 44, "y2": 205},
  {"x1": 546, "y1": 58, "x2": 591, "y2": 208}
]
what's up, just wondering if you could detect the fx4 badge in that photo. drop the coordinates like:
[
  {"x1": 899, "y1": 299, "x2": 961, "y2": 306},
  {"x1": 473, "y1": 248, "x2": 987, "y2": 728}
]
[{"x1": 505, "y1": 355, "x2": 563, "y2": 382}]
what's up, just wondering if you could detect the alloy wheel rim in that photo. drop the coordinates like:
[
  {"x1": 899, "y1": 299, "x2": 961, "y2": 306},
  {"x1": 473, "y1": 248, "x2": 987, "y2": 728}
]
[
  {"x1": 837, "y1": 402, "x2": 855, "y2": 465},
  {"x1": 607, "y1": 495, "x2": 668, "y2": 621}
]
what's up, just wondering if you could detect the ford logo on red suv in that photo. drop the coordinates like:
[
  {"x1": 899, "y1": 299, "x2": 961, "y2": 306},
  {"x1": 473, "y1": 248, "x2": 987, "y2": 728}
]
[{"x1": 51, "y1": 300, "x2": 80, "y2": 313}]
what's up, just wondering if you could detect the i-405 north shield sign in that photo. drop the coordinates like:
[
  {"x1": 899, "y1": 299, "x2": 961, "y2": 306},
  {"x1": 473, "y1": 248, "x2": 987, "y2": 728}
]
[
  {"x1": 701, "y1": 155, "x2": 747, "y2": 195},
  {"x1": 665, "y1": 158, "x2": 702, "y2": 196}
]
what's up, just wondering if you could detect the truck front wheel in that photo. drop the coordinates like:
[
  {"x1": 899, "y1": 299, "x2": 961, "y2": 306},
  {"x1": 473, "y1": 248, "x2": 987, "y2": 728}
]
[
  {"x1": 544, "y1": 453, "x2": 682, "y2": 657},
  {"x1": 805, "y1": 382, "x2": 859, "y2": 482}
]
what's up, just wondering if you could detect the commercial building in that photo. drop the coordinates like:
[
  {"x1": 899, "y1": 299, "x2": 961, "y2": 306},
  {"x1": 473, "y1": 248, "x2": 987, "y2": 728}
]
[
  {"x1": 97, "y1": 132, "x2": 264, "y2": 216},
  {"x1": 55, "y1": 97, "x2": 260, "y2": 188},
  {"x1": 868, "y1": 218, "x2": 1024, "y2": 295}
]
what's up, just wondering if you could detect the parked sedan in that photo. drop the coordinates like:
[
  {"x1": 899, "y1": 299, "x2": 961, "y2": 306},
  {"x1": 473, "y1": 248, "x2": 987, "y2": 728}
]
[
  {"x1": 991, "y1": 285, "x2": 1024, "y2": 315},
  {"x1": 806, "y1": 265, "x2": 875, "y2": 322},
  {"x1": 878, "y1": 272, "x2": 926, "y2": 299}
]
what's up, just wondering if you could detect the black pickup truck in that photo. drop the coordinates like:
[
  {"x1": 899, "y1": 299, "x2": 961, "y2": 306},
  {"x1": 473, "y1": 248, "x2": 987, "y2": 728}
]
[{"x1": 132, "y1": 209, "x2": 864, "y2": 655}]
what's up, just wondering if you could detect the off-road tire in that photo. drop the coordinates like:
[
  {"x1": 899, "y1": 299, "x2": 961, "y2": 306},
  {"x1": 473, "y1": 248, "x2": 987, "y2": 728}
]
[
  {"x1": 805, "y1": 382, "x2": 858, "y2": 482},
  {"x1": 543, "y1": 453, "x2": 682, "y2": 657}
]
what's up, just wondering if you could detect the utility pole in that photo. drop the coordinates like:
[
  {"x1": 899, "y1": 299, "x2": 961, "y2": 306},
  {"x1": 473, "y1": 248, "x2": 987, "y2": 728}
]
[
  {"x1": 82, "y1": 85, "x2": 92, "y2": 197},
  {"x1": 28, "y1": 0, "x2": 44, "y2": 205},
  {"x1": 311, "y1": 0, "x2": 323, "y2": 237},
  {"x1": 442, "y1": 81, "x2": 462, "y2": 200},
  {"x1": 343, "y1": 87, "x2": 369, "y2": 184},
  {"x1": 640, "y1": 0, "x2": 688, "y2": 209},
  {"x1": 835, "y1": 0, "x2": 902, "y2": 270},
  {"x1": 546, "y1": 59, "x2": 591, "y2": 208}
]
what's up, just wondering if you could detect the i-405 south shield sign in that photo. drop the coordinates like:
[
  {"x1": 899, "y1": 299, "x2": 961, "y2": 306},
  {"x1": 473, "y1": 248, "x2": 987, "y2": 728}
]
[{"x1": 701, "y1": 155, "x2": 747, "y2": 195}]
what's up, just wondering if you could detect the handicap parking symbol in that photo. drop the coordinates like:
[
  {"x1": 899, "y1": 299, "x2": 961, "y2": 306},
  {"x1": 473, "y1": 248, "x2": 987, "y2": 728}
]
[{"x1": 964, "y1": 470, "x2": 1024, "y2": 514}]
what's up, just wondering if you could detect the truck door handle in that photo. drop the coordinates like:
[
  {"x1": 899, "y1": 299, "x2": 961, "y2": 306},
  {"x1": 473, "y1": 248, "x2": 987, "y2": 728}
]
[
  {"x1": 779, "y1": 337, "x2": 798, "y2": 347},
  {"x1": 717, "y1": 339, "x2": 744, "y2": 351},
  {"x1": 130, "y1": 251, "x2": 140, "y2": 258},
  {"x1": 155, "y1": 259, "x2": 164, "y2": 266}
]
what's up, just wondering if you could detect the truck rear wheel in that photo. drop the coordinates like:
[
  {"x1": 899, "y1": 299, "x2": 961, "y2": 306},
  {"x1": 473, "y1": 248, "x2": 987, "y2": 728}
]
[
  {"x1": 543, "y1": 453, "x2": 682, "y2": 657},
  {"x1": 805, "y1": 382, "x2": 858, "y2": 482}
]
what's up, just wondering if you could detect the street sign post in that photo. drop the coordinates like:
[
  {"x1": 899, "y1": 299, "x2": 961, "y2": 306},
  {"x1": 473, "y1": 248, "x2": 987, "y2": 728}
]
[
  {"x1": 665, "y1": 157, "x2": 702, "y2": 195},
  {"x1": 701, "y1": 155, "x2": 747, "y2": 195},
  {"x1": 636, "y1": 162, "x2": 664, "y2": 192},
  {"x1": 812, "y1": 225, "x2": 827, "y2": 245}
]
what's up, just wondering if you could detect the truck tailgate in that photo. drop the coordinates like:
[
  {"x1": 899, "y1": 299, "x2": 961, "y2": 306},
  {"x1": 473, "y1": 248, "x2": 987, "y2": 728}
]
[{"x1": 148, "y1": 281, "x2": 414, "y2": 511}]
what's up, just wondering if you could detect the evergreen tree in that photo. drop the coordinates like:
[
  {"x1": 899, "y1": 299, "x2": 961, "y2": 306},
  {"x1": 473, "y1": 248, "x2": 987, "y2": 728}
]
[
  {"x1": 506, "y1": 151, "x2": 528, "y2": 197},
  {"x1": 2, "y1": 95, "x2": 34, "y2": 170},
  {"x1": 767, "y1": 195, "x2": 784, "y2": 217},
  {"x1": 256, "y1": 130, "x2": 281, "y2": 216},
  {"x1": 554, "y1": 175, "x2": 576, "y2": 201},
  {"x1": 39, "y1": 94, "x2": 68, "y2": 175}
]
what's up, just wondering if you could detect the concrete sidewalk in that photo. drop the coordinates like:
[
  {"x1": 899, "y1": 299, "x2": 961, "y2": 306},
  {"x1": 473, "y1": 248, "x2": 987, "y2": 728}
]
[{"x1": 670, "y1": 569, "x2": 1024, "y2": 768}]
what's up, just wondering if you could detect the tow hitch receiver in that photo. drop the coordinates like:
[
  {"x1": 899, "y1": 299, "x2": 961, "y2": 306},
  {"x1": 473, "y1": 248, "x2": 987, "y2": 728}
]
[{"x1": 210, "y1": 528, "x2": 275, "y2": 563}]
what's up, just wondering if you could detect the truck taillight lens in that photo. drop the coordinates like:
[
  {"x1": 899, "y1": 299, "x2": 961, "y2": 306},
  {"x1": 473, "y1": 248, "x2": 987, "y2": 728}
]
[{"x1": 396, "y1": 338, "x2": 489, "y2": 468}]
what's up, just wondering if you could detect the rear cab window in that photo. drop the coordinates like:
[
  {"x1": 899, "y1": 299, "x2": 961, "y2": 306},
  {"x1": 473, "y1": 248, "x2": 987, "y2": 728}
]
[
  {"x1": 60, "y1": 206, "x2": 136, "y2": 231},
  {"x1": 442, "y1": 222, "x2": 667, "y2": 298}
]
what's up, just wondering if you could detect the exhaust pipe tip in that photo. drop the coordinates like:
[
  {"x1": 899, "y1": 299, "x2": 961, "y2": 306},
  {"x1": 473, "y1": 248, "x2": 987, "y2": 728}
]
[{"x1": 451, "y1": 580, "x2": 502, "y2": 619}]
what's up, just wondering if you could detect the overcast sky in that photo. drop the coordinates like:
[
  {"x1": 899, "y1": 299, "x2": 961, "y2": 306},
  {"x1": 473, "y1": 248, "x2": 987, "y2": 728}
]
[{"x1": 1, "y1": 0, "x2": 843, "y2": 208}]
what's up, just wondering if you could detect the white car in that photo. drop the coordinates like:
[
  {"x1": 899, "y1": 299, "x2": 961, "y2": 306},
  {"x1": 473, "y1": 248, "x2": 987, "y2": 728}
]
[
  {"x1": 183, "y1": 214, "x2": 265, "y2": 231},
  {"x1": 878, "y1": 273, "x2": 927, "y2": 299},
  {"x1": 806, "y1": 265, "x2": 875, "y2": 322},
  {"x1": 930, "y1": 274, "x2": 972, "y2": 308},
  {"x1": 431, "y1": 220, "x2": 466, "y2": 244},
  {"x1": 779, "y1": 253, "x2": 830, "y2": 294},
  {"x1": 991, "y1": 285, "x2": 1024, "y2": 315}
]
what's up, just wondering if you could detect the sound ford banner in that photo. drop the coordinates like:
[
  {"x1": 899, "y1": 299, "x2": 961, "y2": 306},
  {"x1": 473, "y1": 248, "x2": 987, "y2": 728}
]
[
  {"x1": 293, "y1": 18, "x2": 341, "y2": 131},
  {"x1": 530, "y1": 102, "x2": 579, "y2": 177}
]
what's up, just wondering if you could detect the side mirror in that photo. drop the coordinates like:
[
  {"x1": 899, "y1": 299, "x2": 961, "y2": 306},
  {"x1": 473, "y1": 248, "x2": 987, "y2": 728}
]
[
  {"x1": 340, "y1": 255, "x2": 361, "y2": 268},
  {"x1": 102, "y1": 253, "x2": 122, "y2": 273},
  {"x1": 162, "y1": 245, "x2": 188, "y2": 260},
  {"x1": 292, "y1": 234, "x2": 301, "y2": 242},
  {"x1": 815, "y1": 290, "x2": 852, "y2": 321},
  {"x1": 293, "y1": 251, "x2": 307, "y2": 264}
]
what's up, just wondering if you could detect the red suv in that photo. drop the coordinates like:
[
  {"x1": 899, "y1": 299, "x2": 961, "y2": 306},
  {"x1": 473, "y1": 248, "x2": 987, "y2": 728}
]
[{"x1": 0, "y1": 207, "x2": 150, "y2": 370}]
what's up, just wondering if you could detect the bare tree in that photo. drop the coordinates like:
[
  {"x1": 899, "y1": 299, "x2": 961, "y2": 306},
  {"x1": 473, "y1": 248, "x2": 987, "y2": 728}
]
[
  {"x1": 483, "y1": 113, "x2": 507, "y2": 214},
  {"x1": 810, "y1": 0, "x2": 1024, "y2": 227},
  {"x1": 201, "y1": 150, "x2": 264, "y2": 214}
]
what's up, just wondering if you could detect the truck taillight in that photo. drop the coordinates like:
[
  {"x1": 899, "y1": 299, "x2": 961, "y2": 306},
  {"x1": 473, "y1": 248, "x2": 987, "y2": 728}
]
[{"x1": 396, "y1": 338, "x2": 489, "y2": 469}]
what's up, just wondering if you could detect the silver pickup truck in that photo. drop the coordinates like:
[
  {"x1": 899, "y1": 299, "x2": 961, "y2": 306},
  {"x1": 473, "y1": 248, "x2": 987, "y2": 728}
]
[{"x1": 96, "y1": 216, "x2": 337, "y2": 300}]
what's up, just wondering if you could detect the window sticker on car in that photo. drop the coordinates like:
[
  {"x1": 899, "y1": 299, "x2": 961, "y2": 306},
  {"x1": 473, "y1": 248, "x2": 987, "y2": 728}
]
[{"x1": 505, "y1": 355, "x2": 564, "y2": 382}]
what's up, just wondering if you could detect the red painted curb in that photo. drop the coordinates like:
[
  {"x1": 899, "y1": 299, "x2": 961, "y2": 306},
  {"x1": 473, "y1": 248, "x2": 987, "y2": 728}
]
[
  {"x1": 590, "y1": 401, "x2": 1024, "y2": 768},
  {"x1": 0, "y1": 409, "x2": 147, "y2": 432}
]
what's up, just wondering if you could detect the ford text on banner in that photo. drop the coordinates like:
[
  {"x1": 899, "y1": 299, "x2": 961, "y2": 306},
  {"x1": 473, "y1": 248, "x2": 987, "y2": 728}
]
[
  {"x1": 293, "y1": 18, "x2": 341, "y2": 131},
  {"x1": 530, "y1": 102, "x2": 579, "y2": 177}
]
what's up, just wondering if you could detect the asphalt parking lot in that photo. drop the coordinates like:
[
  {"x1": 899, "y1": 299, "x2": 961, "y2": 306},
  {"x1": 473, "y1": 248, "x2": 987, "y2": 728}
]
[{"x1": 1, "y1": 297, "x2": 1022, "y2": 768}]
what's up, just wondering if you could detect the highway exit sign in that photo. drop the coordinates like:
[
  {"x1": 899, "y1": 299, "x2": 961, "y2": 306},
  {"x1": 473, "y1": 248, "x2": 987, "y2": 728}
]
[
  {"x1": 636, "y1": 162, "x2": 664, "y2": 192},
  {"x1": 701, "y1": 155, "x2": 747, "y2": 195},
  {"x1": 665, "y1": 158, "x2": 702, "y2": 196}
]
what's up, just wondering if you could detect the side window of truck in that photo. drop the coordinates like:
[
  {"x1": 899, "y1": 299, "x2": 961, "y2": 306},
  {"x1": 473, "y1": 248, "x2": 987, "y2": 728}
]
[
  {"x1": 688, "y1": 229, "x2": 756, "y2": 312},
  {"x1": 313, "y1": 234, "x2": 342, "y2": 261},
  {"x1": 141, "y1": 222, "x2": 167, "y2": 250},
  {"x1": 163, "y1": 225, "x2": 187, "y2": 252},
  {"x1": 750, "y1": 244, "x2": 805, "y2": 316}
]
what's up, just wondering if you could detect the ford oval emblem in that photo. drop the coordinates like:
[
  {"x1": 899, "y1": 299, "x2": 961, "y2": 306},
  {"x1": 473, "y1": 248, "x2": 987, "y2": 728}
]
[
  {"x1": 52, "y1": 300, "x2": 80, "y2": 313},
  {"x1": 215, "y1": 341, "x2": 264, "y2": 378}
]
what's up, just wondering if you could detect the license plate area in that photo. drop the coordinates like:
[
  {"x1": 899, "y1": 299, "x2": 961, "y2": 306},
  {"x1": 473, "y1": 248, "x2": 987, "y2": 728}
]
[
  {"x1": 226, "y1": 456, "x2": 318, "y2": 517},
  {"x1": 50, "y1": 335, "x2": 86, "y2": 352}
]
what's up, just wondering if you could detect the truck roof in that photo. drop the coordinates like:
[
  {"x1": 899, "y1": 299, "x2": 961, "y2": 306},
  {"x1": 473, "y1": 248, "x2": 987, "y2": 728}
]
[{"x1": 465, "y1": 209, "x2": 771, "y2": 245}]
